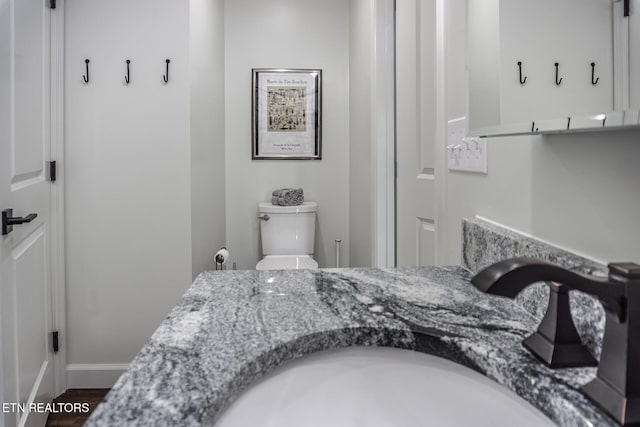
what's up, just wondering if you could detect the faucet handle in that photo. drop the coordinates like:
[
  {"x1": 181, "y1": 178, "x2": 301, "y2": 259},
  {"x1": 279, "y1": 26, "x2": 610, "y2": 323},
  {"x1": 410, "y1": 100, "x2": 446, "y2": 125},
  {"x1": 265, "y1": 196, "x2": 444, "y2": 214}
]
[
  {"x1": 609, "y1": 262, "x2": 640, "y2": 279},
  {"x1": 473, "y1": 257, "x2": 640, "y2": 423},
  {"x1": 522, "y1": 281, "x2": 598, "y2": 369}
]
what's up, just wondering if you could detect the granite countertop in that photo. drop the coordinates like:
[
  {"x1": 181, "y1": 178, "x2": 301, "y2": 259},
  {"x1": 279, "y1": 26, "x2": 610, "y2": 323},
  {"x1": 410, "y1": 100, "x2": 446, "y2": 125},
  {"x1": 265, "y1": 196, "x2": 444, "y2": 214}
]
[{"x1": 85, "y1": 265, "x2": 616, "y2": 427}]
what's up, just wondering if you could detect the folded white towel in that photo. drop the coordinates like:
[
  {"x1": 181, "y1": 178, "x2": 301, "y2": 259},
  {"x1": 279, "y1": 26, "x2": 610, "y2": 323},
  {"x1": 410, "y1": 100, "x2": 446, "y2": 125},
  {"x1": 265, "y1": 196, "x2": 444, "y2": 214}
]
[{"x1": 271, "y1": 188, "x2": 304, "y2": 206}]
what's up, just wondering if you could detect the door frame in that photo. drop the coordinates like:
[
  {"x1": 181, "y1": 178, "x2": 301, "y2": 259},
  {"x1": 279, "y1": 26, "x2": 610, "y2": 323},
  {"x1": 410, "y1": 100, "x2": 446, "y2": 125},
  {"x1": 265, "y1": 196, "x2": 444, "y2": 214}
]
[
  {"x1": 50, "y1": 0, "x2": 67, "y2": 395},
  {"x1": 376, "y1": 0, "x2": 447, "y2": 267},
  {"x1": 433, "y1": 0, "x2": 447, "y2": 265},
  {"x1": 372, "y1": 0, "x2": 396, "y2": 267}
]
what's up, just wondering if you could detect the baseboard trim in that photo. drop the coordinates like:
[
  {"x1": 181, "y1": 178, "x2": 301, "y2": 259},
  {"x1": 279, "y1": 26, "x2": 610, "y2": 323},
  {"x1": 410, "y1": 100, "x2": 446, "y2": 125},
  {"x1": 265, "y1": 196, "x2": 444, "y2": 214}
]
[{"x1": 66, "y1": 363, "x2": 129, "y2": 388}]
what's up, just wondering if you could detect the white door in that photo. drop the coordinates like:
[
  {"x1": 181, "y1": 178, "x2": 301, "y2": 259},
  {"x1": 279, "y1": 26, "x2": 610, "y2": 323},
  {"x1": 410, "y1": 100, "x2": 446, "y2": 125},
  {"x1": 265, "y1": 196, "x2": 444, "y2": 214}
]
[
  {"x1": 395, "y1": 0, "x2": 437, "y2": 267},
  {"x1": 0, "y1": 0, "x2": 56, "y2": 426}
]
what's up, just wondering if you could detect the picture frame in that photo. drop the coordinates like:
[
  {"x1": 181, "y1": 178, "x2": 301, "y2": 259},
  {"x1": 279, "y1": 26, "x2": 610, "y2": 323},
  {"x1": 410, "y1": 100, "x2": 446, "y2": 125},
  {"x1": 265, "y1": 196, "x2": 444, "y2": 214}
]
[{"x1": 252, "y1": 68, "x2": 322, "y2": 160}]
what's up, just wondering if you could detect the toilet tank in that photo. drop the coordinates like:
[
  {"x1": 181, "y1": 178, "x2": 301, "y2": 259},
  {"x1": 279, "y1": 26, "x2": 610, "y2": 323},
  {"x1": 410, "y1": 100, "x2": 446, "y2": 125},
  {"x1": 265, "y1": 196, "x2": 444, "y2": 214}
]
[{"x1": 259, "y1": 202, "x2": 317, "y2": 256}]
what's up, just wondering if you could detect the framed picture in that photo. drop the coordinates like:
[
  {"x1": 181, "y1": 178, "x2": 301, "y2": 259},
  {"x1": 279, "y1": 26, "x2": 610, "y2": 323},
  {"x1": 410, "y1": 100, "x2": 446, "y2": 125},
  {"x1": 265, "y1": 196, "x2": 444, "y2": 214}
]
[{"x1": 252, "y1": 68, "x2": 322, "y2": 160}]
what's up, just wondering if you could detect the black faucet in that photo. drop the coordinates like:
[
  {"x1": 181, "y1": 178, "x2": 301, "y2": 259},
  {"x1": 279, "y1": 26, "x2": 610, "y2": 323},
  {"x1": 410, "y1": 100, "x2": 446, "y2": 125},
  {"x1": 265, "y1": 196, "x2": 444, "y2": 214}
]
[{"x1": 472, "y1": 257, "x2": 640, "y2": 426}]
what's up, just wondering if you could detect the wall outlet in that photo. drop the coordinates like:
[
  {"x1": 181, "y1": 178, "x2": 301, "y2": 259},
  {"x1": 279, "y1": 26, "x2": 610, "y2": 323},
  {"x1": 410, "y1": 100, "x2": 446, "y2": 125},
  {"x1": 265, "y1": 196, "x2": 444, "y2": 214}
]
[{"x1": 447, "y1": 117, "x2": 487, "y2": 174}]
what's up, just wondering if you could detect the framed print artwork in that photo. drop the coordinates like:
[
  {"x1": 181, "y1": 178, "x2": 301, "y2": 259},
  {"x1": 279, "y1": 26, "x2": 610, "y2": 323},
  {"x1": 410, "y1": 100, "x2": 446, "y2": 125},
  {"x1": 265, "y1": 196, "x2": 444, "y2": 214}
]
[{"x1": 252, "y1": 68, "x2": 322, "y2": 160}]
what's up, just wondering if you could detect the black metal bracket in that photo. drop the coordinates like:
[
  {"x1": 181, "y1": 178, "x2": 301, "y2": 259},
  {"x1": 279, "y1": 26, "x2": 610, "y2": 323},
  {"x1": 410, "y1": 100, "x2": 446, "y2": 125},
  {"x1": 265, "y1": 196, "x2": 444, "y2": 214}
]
[
  {"x1": 554, "y1": 62, "x2": 563, "y2": 86},
  {"x1": 49, "y1": 0, "x2": 56, "y2": 9},
  {"x1": 591, "y1": 62, "x2": 599, "y2": 85},
  {"x1": 1, "y1": 209, "x2": 11, "y2": 235},
  {"x1": 49, "y1": 161, "x2": 57, "y2": 182},
  {"x1": 52, "y1": 331, "x2": 59, "y2": 353},
  {"x1": 517, "y1": 61, "x2": 527, "y2": 85},
  {"x1": 624, "y1": 0, "x2": 630, "y2": 17},
  {"x1": 163, "y1": 59, "x2": 170, "y2": 84},
  {"x1": 2, "y1": 209, "x2": 38, "y2": 235},
  {"x1": 124, "y1": 59, "x2": 131, "y2": 85},
  {"x1": 83, "y1": 59, "x2": 90, "y2": 84}
]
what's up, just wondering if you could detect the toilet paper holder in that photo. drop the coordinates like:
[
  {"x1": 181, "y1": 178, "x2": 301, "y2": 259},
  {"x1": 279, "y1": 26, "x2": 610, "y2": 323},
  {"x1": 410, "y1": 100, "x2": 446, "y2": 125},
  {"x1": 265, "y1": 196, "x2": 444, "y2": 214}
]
[{"x1": 215, "y1": 247, "x2": 229, "y2": 270}]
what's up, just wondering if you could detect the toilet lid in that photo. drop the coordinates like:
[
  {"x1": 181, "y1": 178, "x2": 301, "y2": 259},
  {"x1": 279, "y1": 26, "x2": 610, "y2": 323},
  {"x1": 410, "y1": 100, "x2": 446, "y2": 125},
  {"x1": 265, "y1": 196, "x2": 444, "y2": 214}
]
[
  {"x1": 259, "y1": 202, "x2": 317, "y2": 214},
  {"x1": 256, "y1": 255, "x2": 318, "y2": 270}
]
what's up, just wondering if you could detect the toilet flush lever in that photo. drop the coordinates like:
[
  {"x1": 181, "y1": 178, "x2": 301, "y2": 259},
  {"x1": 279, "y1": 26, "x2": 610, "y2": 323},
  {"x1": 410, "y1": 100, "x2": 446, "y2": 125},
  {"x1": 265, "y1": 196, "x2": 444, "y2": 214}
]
[{"x1": 257, "y1": 214, "x2": 270, "y2": 221}]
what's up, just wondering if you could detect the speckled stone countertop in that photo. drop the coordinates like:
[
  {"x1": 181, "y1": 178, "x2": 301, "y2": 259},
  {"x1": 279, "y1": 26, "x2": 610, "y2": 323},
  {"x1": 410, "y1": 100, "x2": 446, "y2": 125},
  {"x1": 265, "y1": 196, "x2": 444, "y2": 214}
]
[{"x1": 85, "y1": 265, "x2": 616, "y2": 426}]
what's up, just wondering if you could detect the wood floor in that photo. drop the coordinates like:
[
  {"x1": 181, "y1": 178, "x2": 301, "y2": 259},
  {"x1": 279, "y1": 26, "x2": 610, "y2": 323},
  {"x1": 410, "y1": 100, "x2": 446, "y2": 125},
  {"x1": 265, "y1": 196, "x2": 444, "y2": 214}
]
[{"x1": 45, "y1": 389, "x2": 109, "y2": 427}]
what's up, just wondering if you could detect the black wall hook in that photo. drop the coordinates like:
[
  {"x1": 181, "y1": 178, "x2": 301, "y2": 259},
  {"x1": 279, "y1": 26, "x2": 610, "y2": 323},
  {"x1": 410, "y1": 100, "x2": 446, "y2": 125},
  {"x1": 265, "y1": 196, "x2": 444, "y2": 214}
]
[
  {"x1": 83, "y1": 59, "x2": 90, "y2": 83},
  {"x1": 163, "y1": 59, "x2": 170, "y2": 83},
  {"x1": 555, "y1": 62, "x2": 563, "y2": 86},
  {"x1": 517, "y1": 61, "x2": 527, "y2": 85},
  {"x1": 591, "y1": 62, "x2": 599, "y2": 85},
  {"x1": 124, "y1": 59, "x2": 131, "y2": 85}
]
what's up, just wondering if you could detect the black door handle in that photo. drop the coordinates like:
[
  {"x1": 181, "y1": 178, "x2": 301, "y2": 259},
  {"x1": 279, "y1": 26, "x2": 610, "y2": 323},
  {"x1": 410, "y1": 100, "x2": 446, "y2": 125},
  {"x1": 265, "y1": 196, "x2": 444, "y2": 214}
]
[{"x1": 2, "y1": 209, "x2": 38, "y2": 235}]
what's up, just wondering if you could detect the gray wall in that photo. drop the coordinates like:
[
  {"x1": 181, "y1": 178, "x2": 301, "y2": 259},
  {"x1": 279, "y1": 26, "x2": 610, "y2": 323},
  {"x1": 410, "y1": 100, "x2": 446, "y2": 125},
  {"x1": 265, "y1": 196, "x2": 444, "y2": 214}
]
[
  {"x1": 224, "y1": 0, "x2": 351, "y2": 270},
  {"x1": 349, "y1": 0, "x2": 373, "y2": 267},
  {"x1": 190, "y1": 0, "x2": 226, "y2": 278},
  {"x1": 442, "y1": 0, "x2": 640, "y2": 265}
]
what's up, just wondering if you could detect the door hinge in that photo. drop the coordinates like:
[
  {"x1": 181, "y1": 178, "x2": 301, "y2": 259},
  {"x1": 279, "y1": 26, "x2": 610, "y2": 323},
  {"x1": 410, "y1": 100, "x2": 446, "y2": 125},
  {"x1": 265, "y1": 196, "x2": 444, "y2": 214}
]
[
  {"x1": 49, "y1": 161, "x2": 56, "y2": 182},
  {"x1": 625, "y1": 0, "x2": 630, "y2": 17},
  {"x1": 49, "y1": 0, "x2": 56, "y2": 9},
  {"x1": 52, "y1": 331, "x2": 59, "y2": 353}
]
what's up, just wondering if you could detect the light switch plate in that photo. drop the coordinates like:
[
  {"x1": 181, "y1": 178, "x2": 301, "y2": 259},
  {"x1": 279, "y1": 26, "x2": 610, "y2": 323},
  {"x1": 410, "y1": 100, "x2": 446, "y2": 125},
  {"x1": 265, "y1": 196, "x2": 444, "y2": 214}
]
[{"x1": 447, "y1": 117, "x2": 487, "y2": 174}]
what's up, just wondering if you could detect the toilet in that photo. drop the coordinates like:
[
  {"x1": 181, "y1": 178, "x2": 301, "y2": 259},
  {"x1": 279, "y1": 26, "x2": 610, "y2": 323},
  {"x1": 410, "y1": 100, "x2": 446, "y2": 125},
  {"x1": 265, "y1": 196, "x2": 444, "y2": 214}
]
[{"x1": 256, "y1": 201, "x2": 318, "y2": 270}]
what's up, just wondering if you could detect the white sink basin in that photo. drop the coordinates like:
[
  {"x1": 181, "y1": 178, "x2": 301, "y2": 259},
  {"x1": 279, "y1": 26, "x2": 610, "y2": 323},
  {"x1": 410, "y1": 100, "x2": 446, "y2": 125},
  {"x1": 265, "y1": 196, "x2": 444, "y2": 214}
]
[{"x1": 216, "y1": 346, "x2": 554, "y2": 427}]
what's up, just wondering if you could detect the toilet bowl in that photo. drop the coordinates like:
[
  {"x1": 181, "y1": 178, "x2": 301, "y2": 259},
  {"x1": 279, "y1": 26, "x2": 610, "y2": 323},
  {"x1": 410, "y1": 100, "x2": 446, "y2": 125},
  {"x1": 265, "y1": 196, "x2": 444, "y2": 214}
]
[
  {"x1": 255, "y1": 255, "x2": 318, "y2": 270},
  {"x1": 256, "y1": 202, "x2": 318, "y2": 270}
]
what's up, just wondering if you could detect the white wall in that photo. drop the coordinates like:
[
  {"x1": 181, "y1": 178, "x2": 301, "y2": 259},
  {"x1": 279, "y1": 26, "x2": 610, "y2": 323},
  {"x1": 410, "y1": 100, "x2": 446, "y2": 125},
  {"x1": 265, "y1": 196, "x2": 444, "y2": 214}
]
[
  {"x1": 349, "y1": 0, "x2": 373, "y2": 267},
  {"x1": 467, "y1": 0, "x2": 501, "y2": 131},
  {"x1": 498, "y1": 0, "x2": 613, "y2": 124},
  {"x1": 468, "y1": 0, "x2": 613, "y2": 129},
  {"x1": 190, "y1": 0, "x2": 226, "y2": 278},
  {"x1": 64, "y1": 0, "x2": 192, "y2": 382},
  {"x1": 224, "y1": 0, "x2": 351, "y2": 269},
  {"x1": 631, "y1": 0, "x2": 640, "y2": 109},
  {"x1": 442, "y1": 0, "x2": 640, "y2": 265}
]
